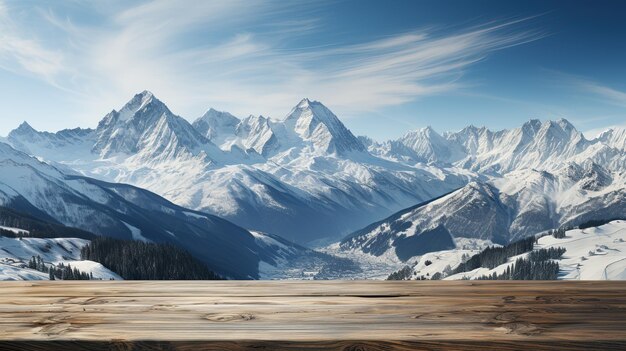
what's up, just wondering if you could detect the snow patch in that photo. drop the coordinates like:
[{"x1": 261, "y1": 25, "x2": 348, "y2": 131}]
[{"x1": 122, "y1": 222, "x2": 150, "y2": 242}]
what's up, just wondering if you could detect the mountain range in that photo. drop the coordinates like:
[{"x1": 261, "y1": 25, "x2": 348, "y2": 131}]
[
  {"x1": 5, "y1": 91, "x2": 468, "y2": 245},
  {"x1": 3, "y1": 90, "x2": 626, "y2": 278},
  {"x1": 0, "y1": 141, "x2": 349, "y2": 279}
]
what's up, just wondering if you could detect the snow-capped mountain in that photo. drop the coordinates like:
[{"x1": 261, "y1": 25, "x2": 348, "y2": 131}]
[
  {"x1": 451, "y1": 119, "x2": 589, "y2": 173},
  {"x1": 193, "y1": 111, "x2": 278, "y2": 157},
  {"x1": 337, "y1": 119, "x2": 626, "y2": 266},
  {"x1": 194, "y1": 97, "x2": 366, "y2": 157},
  {"x1": 367, "y1": 118, "x2": 595, "y2": 174},
  {"x1": 362, "y1": 126, "x2": 470, "y2": 166},
  {"x1": 280, "y1": 98, "x2": 366, "y2": 155},
  {"x1": 6, "y1": 91, "x2": 626, "y2": 258},
  {"x1": 0, "y1": 142, "x2": 345, "y2": 279},
  {"x1": 192, "y1": 108, "x2": 240, "y2": 144},
  {"x1": 92, "y1": 91, "x2": 224, "y2": 162},
  {"x1": 597, "y1": 127, "x2": 626, "y2": 151},
  {"x1": 5, "y1": 92, "x2": 467, "y2": 245},
  {"x1": 235, "y1": 115, "x2": 278, "y2": 156},
  {"x1": 7, "y1": 122, "x2": 96, "y2": 163}
]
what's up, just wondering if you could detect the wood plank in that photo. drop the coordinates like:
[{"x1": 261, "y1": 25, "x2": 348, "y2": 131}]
[{"x1": 0, "y1": 281, "x2": 625, "y2": 350}]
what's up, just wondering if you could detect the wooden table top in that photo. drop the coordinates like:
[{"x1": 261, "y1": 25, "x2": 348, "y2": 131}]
[{"x1": 0, "y1": 280, "x2": 625, "y2": 350}]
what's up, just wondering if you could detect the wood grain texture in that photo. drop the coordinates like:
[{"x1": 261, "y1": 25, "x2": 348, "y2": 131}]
[{"x1": 0, "y1": 281, "x2": 625, "y2": 350}]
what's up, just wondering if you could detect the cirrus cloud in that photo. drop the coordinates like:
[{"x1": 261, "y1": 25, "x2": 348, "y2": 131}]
[{"x1": 0, "y1": 0, "x2": 543, "y2": 124}]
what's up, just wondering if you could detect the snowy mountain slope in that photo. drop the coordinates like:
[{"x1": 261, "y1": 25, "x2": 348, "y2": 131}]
[
  {"x1": 366, "y1": 127, "x2": 466, "y2": 165},
  {"x1": 337, "y1": 161, "x2": 626, "y2": 263},
  {"x1": 0, "y1": 234, "x2": 120, "y2": 280},
  {"x1": 448, "y1": 119, "x2": 590, "y2": 173},
  {"x1": 597, "y1": 127, "x2": 626, "y2": 151},
  {"x1": 236, "y1": 115, "x2": 279, "y2": 156},
  {"x1": 7, "y1": 122, "x2": 96, "y2": 164},
  {"x1": 0, "y1": 262, "x2": 48, "y2": 280},
  {"x1": 278, "y1": 98, "x2": 366, "y2": 156},
  {"x1": 323, "y1": 236, "x2": 491, "y2": 280},
  {"x1": 336, "y1": 185, "x2": 508, "y2": 260},
  {"x1": 443, "y1": 220, "x2": 626, "y2": 280},
  {"x1": 192, "y1": 108, "x2": 240, "y2": 145},
  {"x1": 5, "y1": 92, "x2": 469, "y2": 244},
  {"x1": 0, "y1": 142, "x2": 346, "y2": 279},
  {"x1": 339, "y1": 221, "x2": 626, "y2": 281}
]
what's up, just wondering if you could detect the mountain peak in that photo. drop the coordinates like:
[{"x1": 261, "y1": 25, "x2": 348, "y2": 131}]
[
  {"x1": 555, "y1": 117, "x2": 575, "y2": 131},
  {"x1": 399, "y1": 126, "x2": 465, "y2": 164},
  {"x1": 421, "y1": 126, "x2": 437, "y2": 135},
  {"x1": 197, "y1": 108, "x2": 238, "y2": 121},
  {"x1": 138, "y1": 89, "x2": 154, "y2": 97},
  {"x1": 7, "y1": 121, "x2": 40, "y2": 141},
  {"x1": 92, "y1": 91, "x2": 209, "y2": 158},
  {"x1": 597, "y1": 127, "x2": 626, "y2": 150},
  {"x1": 115, "y1": 90, "x2": 165, "y2": 122},
  {"x1": 15, "y1": 121, "x2": 37, "y2": 133},
  {"x1": 131, "y1": 90, "x2": 155, "y2": 103},
  {"x1": 522, "y1": 118, "x2": 542, "y2": 130},
  {"x1": 283, "y1": 98, "x2": 365, "y2": 155},
  {"x1": 297, "y1": 98, "x2": 312, "y2": 108},
  {"x1": 192, "y1": 108, "x2": 240, "y2": 141}
]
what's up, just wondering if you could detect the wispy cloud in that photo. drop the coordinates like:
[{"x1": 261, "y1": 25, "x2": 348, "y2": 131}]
[
  {"x1": 545, "y1": 72, "x2": 626, "y2": 136},
  {"x1": 0, "y1": 0, "x2": 543, "y2": 125},
  {"x1": 577, "y1": 80, "x2": 626, "y2": 108},
  {"x1": 550, "y1": 71, "x2": 626, "y2": 108},
  {"x1": 0, "y1": 1, "x2": 66, "y2": 87}
]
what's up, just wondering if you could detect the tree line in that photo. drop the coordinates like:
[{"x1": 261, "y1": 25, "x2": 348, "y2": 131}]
[
  {"x1": 387, "y1": 265, "x2": 412, "y2": 280},
  {"x1": 27, "y1": 255, "x2": 92, "y2": 280},
  {"x1": 452, "y1": 236, "x2": 536, "y2": 274},
  {"x1": 528, "y1": 247, "x2": 566, "y2": 261},
  {"x1": 475, "y1": 255, "x2": 561, "y2": 280},
  {"x1": 0, "y1": 206, "x2": 96, "y2": 239},
  {"x1": 387, "y1": 237, "x2": 567, "y2": 281},
  {"x1": 80, "y1": 237, "x2": 222, "y2": 280}
]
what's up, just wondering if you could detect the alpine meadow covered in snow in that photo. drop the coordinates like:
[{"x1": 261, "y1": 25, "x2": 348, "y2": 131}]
[{"x1": 1, "y1": 1, "x2": 626, "y2": 281}]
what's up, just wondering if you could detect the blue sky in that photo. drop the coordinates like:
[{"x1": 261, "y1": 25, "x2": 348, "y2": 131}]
[{"x1": 1, "y1": 0, "x2": 626, "y2": 140}]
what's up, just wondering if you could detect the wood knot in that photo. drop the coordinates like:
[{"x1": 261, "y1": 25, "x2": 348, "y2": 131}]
[
  {"x1": 493, "y1": 312, "x2": 519, "y2": 322},
  {"x1": 204, "y1": 313, "x2": 256, "y2": 322},
  {"x1": 502, "y1": 295, "x2": 516, "y2": 303},
  {"x1": 498, "y1": 322, "x2": 544, "y2": 336},
  {"x1": 343, "y1": 343, "x2": 370, "y2": 351}
]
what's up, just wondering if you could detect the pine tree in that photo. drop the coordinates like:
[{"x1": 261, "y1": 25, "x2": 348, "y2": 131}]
[{"x1": 80, "y1": 237, "x2": 221, "y2": 280}]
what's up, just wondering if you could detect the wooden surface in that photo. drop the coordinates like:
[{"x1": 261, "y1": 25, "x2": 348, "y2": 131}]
[{"x1": 0, "y1": 281, "x2": 625, "y2": 350}]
